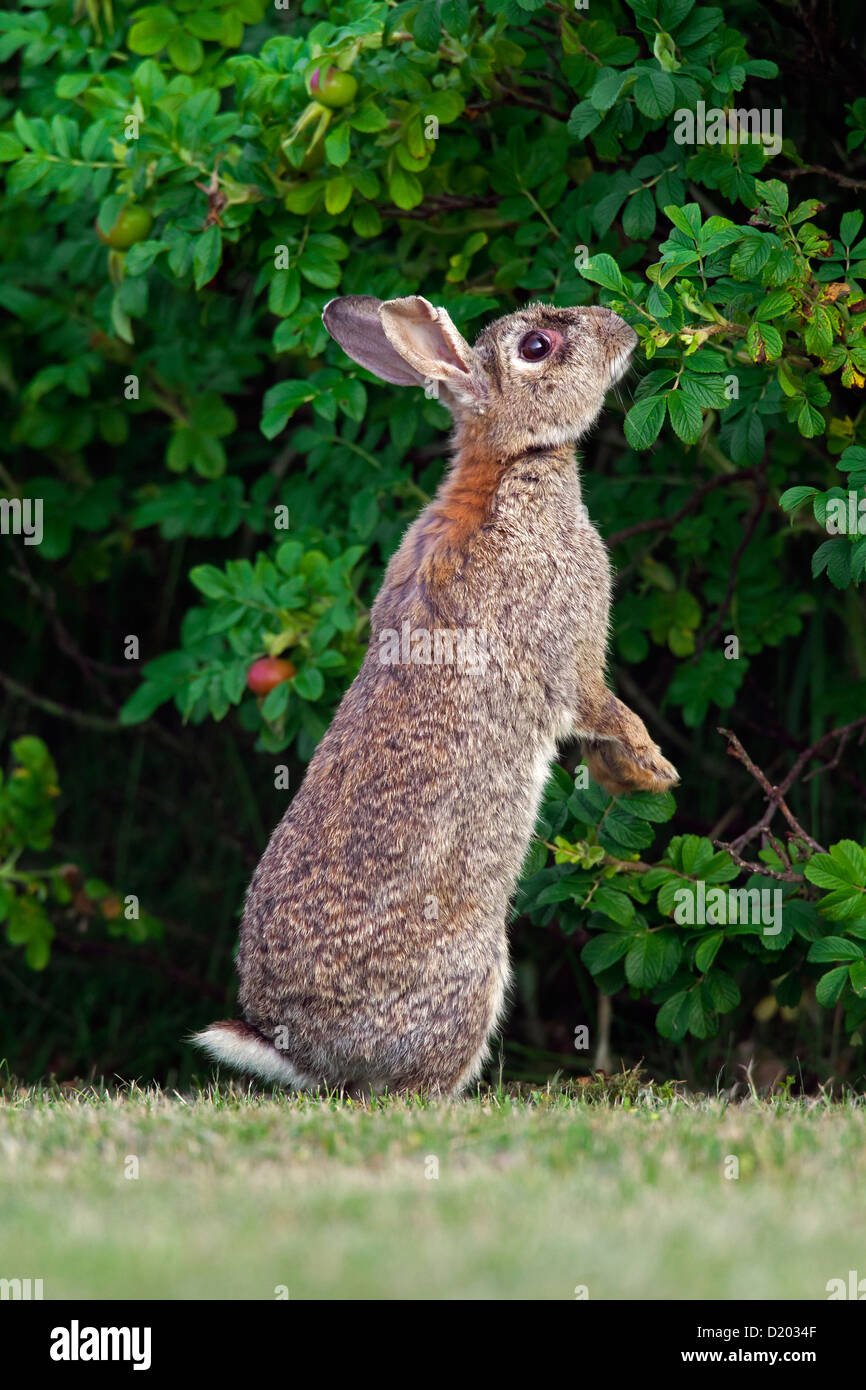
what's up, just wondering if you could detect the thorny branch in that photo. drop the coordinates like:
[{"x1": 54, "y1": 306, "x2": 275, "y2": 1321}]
[
  {"x1": 713, "y1": 720, "x2": 866, "y2": 877},
  {"x1": 778, "y1": 163, "x2": 866, "y2": 192},
  {"x1": 700, "y1": 471, "x2": 768, "y2": 652},
  {"x1": 606, "y1": 467, "x2": 758, "y2": 547}
]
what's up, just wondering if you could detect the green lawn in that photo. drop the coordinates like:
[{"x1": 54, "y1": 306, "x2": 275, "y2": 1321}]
[{"x1": 2, "y1": 1073, "x2": 864, "y2": 1300}]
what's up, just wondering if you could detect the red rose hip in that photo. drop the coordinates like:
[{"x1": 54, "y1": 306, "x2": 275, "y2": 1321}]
[{"x1": 246, "y1": 657, "x2": 296, "y2": 696}]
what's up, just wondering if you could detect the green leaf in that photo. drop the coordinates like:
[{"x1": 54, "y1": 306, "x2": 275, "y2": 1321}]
[
  {"x1": 746, "y1": 322, "x2": 783, "y2": 363},
  {"x1": 704, "y1": 968, "x2": 740, "y2": 1012},
  {"x1": 261, "y1": 681, "x2": 290, "y2": 720},
  {"x1": 805, "y1": 844, "x2": 866, "y2": 890},
  {"x1": 599, "y1": 811, "x2": 654, "y2": 852},
  {"x1": 687, "y1": 989, "x2": 717, "y2": 1039},
  {"x1": 298, "y1": 249, "x2": 340, "y2": 290},
  {"x1": 268, "y1": 269, "x2": 301, "y2": 317},
  {"x1": 589, "y1": 68, "x2": 631, "y2": 112},
  {"x1": 593, "y1": 886, "x2": 637, "y2": 927},
  {"x1": 798, "y1": 401, "x2": 825, "y2": 438},
  {"x1": 664, "y1": 203, "x2": 702, "y2": 240},
  {"x1": 622, "y1": 187, "x2": 656, "y2": 240},
  {"x1": 124, "y1": 240, "x2": 166, "y2": 276},
  {"x1": 815, "y1": 965, "x2": 849, "y2": 1008},
  {"x1": 167, "y1": 31, "x2": 203, "y2": 74},
  {"x1": 325, "y1": 176, "x2": 353, "y2": 215},
  {"x1": 118, "y1": 681, "x2": 172, "y2": 724},
  {"x1": 849, "y1": 959, "x2": 866, "y2": 998},
  {"x1": 730, "y1": 233, "x2": 772, "y2": 280},
  {"x1": 634, "y1": 70, "x2": 676, "y2": 119},
  {"x1": 826, "y1": 841, "x2": 866, "y2": 883},
  {"x1": 388, "y1": 166, "x2": 423, "y2": 210},
  {"x1": 26, "y1": 935, "x2": 51, "y2": 971},
  {"x1": 779, "y1": 486, "x2": 819, "y2": 515},
  {"x1": 260, "y1": 381, "x2": 316, "y2": 439},
  {"x1": 581, "y1": 253, "x2": 625, "y2": 293},
  {"x1": 0, "y1": 132, "x2": 24, "y2": 161},
  {"x1": 324, "y1": 123, "x2": 351, "y2": 168},
  {"x1": 413, "y1": 0, "x2": 443, "y2": 52},
  {"x1": 678, "y1": 373, "x2": 729, "y2": 408},
  {"x1": 625, "y1": 931, "x2": 679, "y2": 987},
  {"x1": 695, "y1": 932, "x2": 723, "y2": 972},
  {"x1": 184, "y1": 12, "x2": 224, "y2": 40},
  {"x1": 188, "y1": 564, "x2": 229, "y2": 598},
  {"x1": 284, "y1": 182, "x2": 323, "y2": 215},
  {"x1": 840, "y1": 210, "x2": 864, "y2": 247},
  {"x1": 128, "y1": 8, "x2": 176, "y2": 56},
  {"x1": 293, "y1": 665, "x2": 325, "y2": 701},
  {"x1": 754, "y1": 179, "x2": 789, "y2": 217},
  {"x1": 582, "y1": 932, "x2": 632, "y2": 975},
  {"x1": 350, "y1": 103, "x2": 389, "y2": 133},
  {"x1": 656, "y1": 990, "x2": 691, "y2": 1040},
  {"x1": 624, "y1": 395, "x2": 666, "y2": 450},
  {"x1": 807, "y1": 936, "x2": 864, "y2": 963},
  {"x1": 193, "y1": 226, "x2": 221, "y2": 290},
  {"x1": 754, "y1": 289, "x2": 793, "y2": 322},
  {"x1": 646, "y1": 283, "x2": 673, "y2": 317},
  {"x1": 666, "y1": 390, "x2": 703, "y2": 444},
  {"x1": 568, "y1": 101, "x2": 603, "y2": 140},
  {"x1": 618, "y1": 789, "x2": 676, "y2": 823}
]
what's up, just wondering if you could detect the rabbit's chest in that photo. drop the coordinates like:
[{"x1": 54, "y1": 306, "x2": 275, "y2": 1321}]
[{"x1": 484, "y1": 498, "x2": 611, "y2": 705}]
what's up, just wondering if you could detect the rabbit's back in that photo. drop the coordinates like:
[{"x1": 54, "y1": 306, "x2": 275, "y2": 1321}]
[{"x1": 238, "y1": 451, "x2": 611, "y2": 1087}]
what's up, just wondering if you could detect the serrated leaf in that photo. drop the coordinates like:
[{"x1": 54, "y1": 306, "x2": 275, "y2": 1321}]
[
  {"x1": 666, "y1": 390, "x2": 703, "y2": 444},
  {"x1": 193, "y1": 225, "x2": 221, "y2": 290},
  {"x1": 695, "y1": 931, "x2": 723, "y2": 972},
  {"x1": 624, "y1": 394, "x2": 666, "y2": 450},
  {"x1": 634, "y1": 70, "x2": 676, "y2": 119},
  {"x1": 582, "y1": 932, "x2": 632, "y2": 975},
  {"x1": 815, "y1": 965, "x2": 849, "y2": 1007},
  {"x1": 624, "y1": 931, "x2": 669, "y2": 987},
  {"x1": 807, "y1": 936, "x2": 864, "y2": 963},
  {"x1": 656, "y1": 989, "x2": 691, "y2": 1040}
]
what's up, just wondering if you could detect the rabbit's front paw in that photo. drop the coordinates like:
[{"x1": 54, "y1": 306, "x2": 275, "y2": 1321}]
[{"x1": 586, "y1": 739, "x2": 679, "y2": 798}]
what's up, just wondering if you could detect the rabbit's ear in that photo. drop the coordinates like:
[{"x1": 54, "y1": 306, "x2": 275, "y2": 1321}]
[
  {"x1": 322, "y1": 295, "x2": 425, "y2": 386},
  {"x1": 379, "y1": 296, "x2": 478, "y2": 400}
]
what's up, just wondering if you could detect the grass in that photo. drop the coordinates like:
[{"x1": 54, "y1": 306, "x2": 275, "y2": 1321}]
[{"x1": 2, "y1": 1068, "x2": 865, "y2": 1301}]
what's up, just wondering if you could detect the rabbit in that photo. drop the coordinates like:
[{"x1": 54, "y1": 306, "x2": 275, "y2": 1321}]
[{"x1": 192, "y1": 294, "x2": 678, "y2": 1097}]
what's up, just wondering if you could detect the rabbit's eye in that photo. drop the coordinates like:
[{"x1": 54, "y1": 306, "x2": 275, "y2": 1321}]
[{"x1": 518, "y1": 331, "x2": 553, "y2": 362}]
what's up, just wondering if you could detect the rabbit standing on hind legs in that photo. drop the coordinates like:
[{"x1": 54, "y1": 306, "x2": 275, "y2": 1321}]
[{"x1": 192, "y1": 294, "x2": 678, "y2": 1097}]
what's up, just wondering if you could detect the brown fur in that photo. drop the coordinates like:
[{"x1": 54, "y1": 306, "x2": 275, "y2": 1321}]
[
  {"x1": 192, "y1": 297, "x2": 678, "y2": 1096},
  {"x1": 416, "y1": 438, "x2": 505, "y2": 553}
]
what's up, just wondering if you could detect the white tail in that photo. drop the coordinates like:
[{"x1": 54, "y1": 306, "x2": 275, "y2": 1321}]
[{"x1": 191, "y1": 1021, "x2": 312, "y2": 1087}]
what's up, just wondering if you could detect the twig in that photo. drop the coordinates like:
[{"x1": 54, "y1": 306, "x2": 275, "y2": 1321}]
[
  {"x1": 379, "y1": 194, "x2": 499, "y2": 222},
  {"x1": 466, "y1": 91, "x2": 568, "y2": 119},
  {"x1": 780, "y1": 716, "x2": 866, "y2": 796},
  {"x1": 803, "y1": 727, "x2": 851, "y2": 782},
  {"x1": 714, "y1": 841, "x2": 804, "y2": 882},
  {"x1": 0, "y1": 668, "x2": 187, "y2": 756},
  {"x1": 54, "y1": 935, "x2": 225, "y2": 1001},
  {"x1": 607, "y1": 467, "x2": 758, "y2": 546},
  {"x1": 0, "y1": 671, "x2": 122, "y2": 733},
  {"x1": 717, "y1": 727, "x2": 826, "y2": 854},
  {"x1": 701, "y1": 476, "x2": 768, "y2": 650},
  {"x1": 10, "y1": 551, "x2": 120, "y2": 711},
  {"x1": 777, "y1": 164, "x2": 866, "y2": 191}
]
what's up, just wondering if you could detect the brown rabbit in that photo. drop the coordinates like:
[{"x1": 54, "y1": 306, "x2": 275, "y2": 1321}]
[{"x1": 192, "y1": 295, "x2": 678, "y2": 1096}]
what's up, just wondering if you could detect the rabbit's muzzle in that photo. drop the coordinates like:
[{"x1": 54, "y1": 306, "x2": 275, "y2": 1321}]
[{"x1": 582, "y1": 306, "x2": 638, "y2": 385}]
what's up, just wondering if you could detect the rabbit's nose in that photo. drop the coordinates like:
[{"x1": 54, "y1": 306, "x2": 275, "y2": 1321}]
[{"x1": 584, "y1": 306, "x2": 638, "y2": 348}]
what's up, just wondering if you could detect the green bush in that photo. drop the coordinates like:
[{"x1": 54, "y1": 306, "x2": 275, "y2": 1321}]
[{"x1": 1, "y1": 0, "x2": 864, "y2": 1084}]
